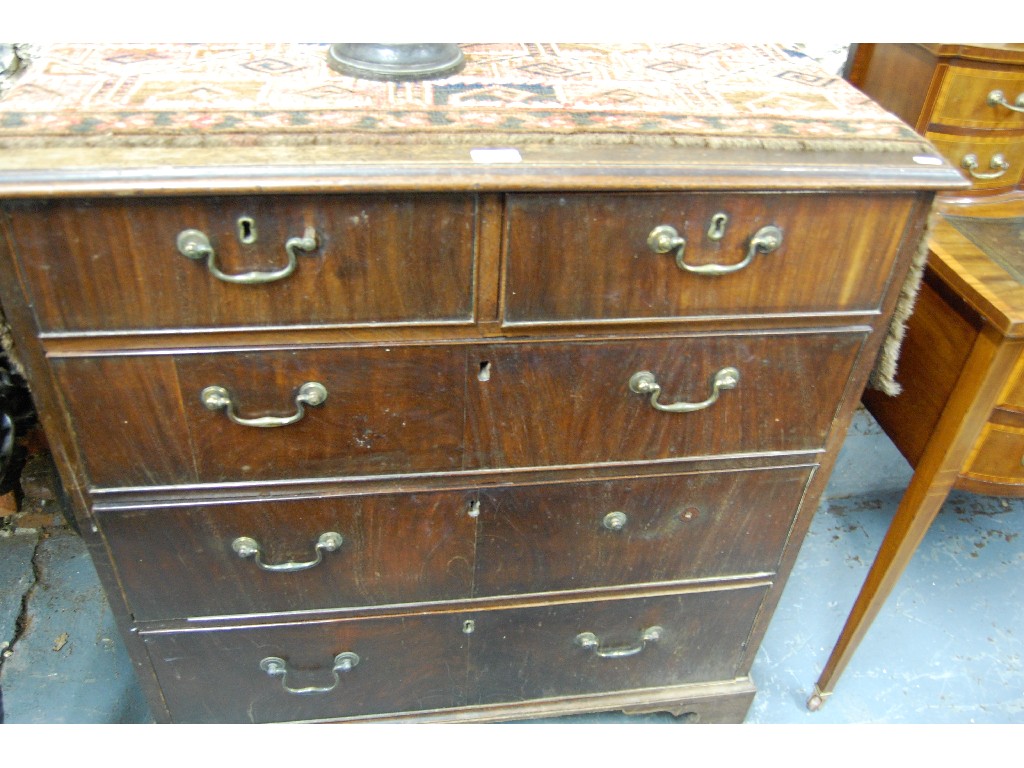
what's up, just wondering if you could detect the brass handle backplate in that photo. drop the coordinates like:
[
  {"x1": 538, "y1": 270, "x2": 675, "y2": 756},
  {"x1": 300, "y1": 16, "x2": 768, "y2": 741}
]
[
  {"x1": 177, "y1": 225, "x2": 318, "y2": 284},
  {"x1": 629, "y1": 367, "x2": 739, "y2": 413},
  {"x1": 987, "y1": 89, "x2": 1024, "y2": 114},
  {"x1": 961, "y1": 153, "x2": 1011, "y2": 180},
  {"x1": 575, "y1": 626, "x2": 664, "y2": 658},
  {"x1": 647, "y1": 223, "x2": 782, "y2": 275},
  {"x1": 201, "y1": 381, "x2": 327, "y2": 427},
  {"x1": 232, "y1": 532, "x2": 343, "y2": 572},
  {"x1": 260, "y1": 652, "x2": 359, "y2": 695}
]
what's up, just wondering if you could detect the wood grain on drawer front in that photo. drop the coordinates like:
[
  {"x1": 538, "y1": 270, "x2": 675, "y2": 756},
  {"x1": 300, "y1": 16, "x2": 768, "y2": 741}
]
[
  {"x1": 465, "y1": 331, "x2": 865, "y2": 470},
  {"x1": 52, "y1": 345, "x2": 465, "y2": 488},
  {"x1": 3, "y1": 193, "x2": 477, "y2": 333},
  {"x1": 502, "y1": 192, "x2": 914, "y2": 324},
  {"x1": 101, "y1": 490, "x2": 478, "y2": 622},
  {"x1": 468, "y1": 585, "x2": 769, "y2": 705},
  {"x1": 474, "y1": 466, "x2": 812, "y2": 596},
  {"x1": 925, "y1": 132, "x2": 1024, "y2": 191},
  {"x1": 930, "y1": 65, "x2": 1024, "y2": 130},
  {"x1": 143, "y1": 612, "x2": 472, "y2": 723}
]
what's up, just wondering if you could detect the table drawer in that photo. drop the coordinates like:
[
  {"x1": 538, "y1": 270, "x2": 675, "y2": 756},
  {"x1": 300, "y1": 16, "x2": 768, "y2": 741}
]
[
  {"x1": 3, "y1": 193, "x2": 477, "y2": 333},
  {"x1": 961, "y1": 423, "x2": 1024, "y2": 488},
  {"x1": 101, "y1": 490, "x2": 478, "y2": 622},
  {"x1": 465, "y1": 330, "x2": 865, "y2": 469},
  {"x1": 925, "y1": 131, "x2": 1024, "y2": 191},
  {"x1": 502, "y1": 192, "x2": 914, "y2": 324},
  {"x1": 143, "y1": 611, "x2": 472, "y2": 723},
  {"x1": 474, "y1": 466, "x2": 812, "y2": 596},
  {"x1": 931, "y1": 65, "x2": 1024, "y2": 131},
  {"x1": 53, "y1": 344, "x2": 466, "y2": 488},
  {"x1": 468, "y1": 585, "x2": 768, "y2": 705}
]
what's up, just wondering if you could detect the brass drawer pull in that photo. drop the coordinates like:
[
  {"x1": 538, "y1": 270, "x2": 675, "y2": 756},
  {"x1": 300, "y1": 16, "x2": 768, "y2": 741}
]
[
  {"x1": 629, "y1": 367, "x2": 739, "y2": 413},
  {"x1": 176, "y1": 226, "x2": 318, "y2": 284},
  {"x1": 987, "y1": 89, "x2": 1024, "y2": 114},
  {"x1": 232, "y1": 532, "x2": 343, "y2": 572},
  {"x1": 575, "y1": 626, "x2": 663, "y2": 658},
  {"x1": 961, "y1": 153, "x2": 1010, "y2": 180},
  {"x1": 200, "y1": 381, "x2": 327, "y2": 427},
  {"x1": 260, "y1": 652, "x2": 359, "y2": 695},
  {"x1": 647, "y1": 224, "x2": 782, "y2": 275}
]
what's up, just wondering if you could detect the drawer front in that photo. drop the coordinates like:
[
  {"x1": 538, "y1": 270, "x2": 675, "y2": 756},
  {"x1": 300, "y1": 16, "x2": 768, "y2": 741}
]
[
  {"x1": 143, "y1": 612, "x2": 471, "y2": 723},
  {"x1": 961, "y1": 423, "x2": 1024, "y2": 488},
  {"x1": 468, "y1": 585, "x2": 769, "y2": 704},
  {"x1": 4, "y1": 194, "x2": 477, "y2": 333},
  {"x1": 502, "y1": 192, "x2": 914, "y2": 324},
  {"x1": 101, "y1": 490, "x2": 478, "y2": 622},
  {"x1": 465, "y1": 331, "x2": 864, "y2": 470},
  {"x1": 53, "y1": 345, "x2": 465, "y2": 488},
  {"x1": 925, "y1": 131, "x2": 1024, "y2": 191},
  {"x1": 998, "y1": 351, "x2": 1024, "y2": 412},
  {"x1": 931, "y1": 65, "x2": 1024, "y2": 131},
  {"x1": 474, "y1": 466, "x2": 812, "y2": 596}
]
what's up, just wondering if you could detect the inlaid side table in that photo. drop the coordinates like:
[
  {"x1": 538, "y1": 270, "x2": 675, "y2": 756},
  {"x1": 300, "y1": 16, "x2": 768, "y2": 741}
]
[{"x1": 810, "y1": 43, "x2": 1024, "y2": 709}]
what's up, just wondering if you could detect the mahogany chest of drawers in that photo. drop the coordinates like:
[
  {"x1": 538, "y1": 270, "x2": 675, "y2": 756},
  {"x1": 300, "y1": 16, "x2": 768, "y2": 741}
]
[{"x1": 0, "y1": 44, "x2": 962, "y2": 723}]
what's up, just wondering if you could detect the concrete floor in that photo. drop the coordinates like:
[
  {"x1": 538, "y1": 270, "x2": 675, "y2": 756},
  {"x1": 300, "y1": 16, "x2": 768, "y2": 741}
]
[{"x1": 1, "y1": 406, "x2": 1022, "y2": 725}]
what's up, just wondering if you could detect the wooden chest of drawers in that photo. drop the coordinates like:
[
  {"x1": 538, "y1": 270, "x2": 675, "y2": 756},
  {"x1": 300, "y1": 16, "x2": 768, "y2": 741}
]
[
  {"x1": 0, "y1": 43, "x2": 962, "y2": 723},
  {"x1": 849, "y1": 44, "x2": 1024, "y2": 195}
]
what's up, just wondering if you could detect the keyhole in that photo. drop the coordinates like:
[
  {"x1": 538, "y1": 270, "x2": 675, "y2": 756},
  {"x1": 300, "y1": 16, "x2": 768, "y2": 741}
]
[
  {"x1": 478, "y1": 361, "x2": 492, "y2": 382},
  {"x1": 707, "y1": 213, "x2": 729, "y2": 241},
  {"x1": 237, "y1": 216, "x2": 257, "y2": 244}
]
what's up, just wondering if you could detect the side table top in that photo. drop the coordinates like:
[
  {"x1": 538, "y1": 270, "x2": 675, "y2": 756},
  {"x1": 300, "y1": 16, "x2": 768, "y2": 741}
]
[{"x1": 931, "y1": 196, "x2": 1024, "y2": 337}]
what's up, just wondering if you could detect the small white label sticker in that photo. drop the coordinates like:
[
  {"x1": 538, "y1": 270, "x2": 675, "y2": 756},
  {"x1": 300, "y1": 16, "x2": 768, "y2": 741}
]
[
  {"x1": 470, "y1": 148, "x2": 523, "y2": 164},
  {"x1": 912, "y1": 155, "x2": 943, "y2": 166}
]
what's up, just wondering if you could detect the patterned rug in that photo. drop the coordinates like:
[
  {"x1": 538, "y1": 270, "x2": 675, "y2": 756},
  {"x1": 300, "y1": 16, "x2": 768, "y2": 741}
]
[{"x1": 0, "y1": 43, "x2": 928, "y2": 152}]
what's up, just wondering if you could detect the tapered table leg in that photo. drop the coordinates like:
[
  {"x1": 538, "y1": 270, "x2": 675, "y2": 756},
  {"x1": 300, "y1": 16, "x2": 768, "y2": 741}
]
[{"x1": 808, "y1": 325, "x2": 1023, "y2": 710}]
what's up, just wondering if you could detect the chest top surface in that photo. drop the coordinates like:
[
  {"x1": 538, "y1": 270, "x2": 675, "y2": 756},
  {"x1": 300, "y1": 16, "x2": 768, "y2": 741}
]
[{"x1": 0, "y1": 43, "x2": 962, "y2": 195}]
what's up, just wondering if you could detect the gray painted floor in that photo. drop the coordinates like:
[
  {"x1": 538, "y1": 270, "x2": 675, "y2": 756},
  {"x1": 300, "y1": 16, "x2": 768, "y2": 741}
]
[{"x1": 1, "y1": 407, "x2": 1022, "y2": 724}]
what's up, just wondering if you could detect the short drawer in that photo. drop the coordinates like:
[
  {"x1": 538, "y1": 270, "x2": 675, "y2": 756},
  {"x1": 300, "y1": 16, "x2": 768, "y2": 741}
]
[
  {"x1": 473, "y1": 466, "x2": 813, "y2": 596},
  {"x1": 961, "y1": 423, "x2": 1024, "y2": 489},
  {"x1": 465, "y1": 330, "x2": 865, "y2": 469},
  {"x1": 502, "y1": 192, "x2": 915, "y2": 324},
  {"x1": 931, "y1": 64, "x2": 1024, "y2": 131},
  {"x1": 925, "y1": 131, "x2": 1024, "y2": 192},
  {"x1": 3, "y1": 193, "x2": 477, "y2": 333},
  {"x1": 143, "y1": 611, "x2": 472, "y2": 723},
  {"x1": 53, "y1": 344, "x2": 465, "y2": 488},
  {"x1": 468, "y1": 585, "x2": 769, "y2": 705},
  {"x1": 101, "y1": 490, "x2": 478, "y2": 622}
]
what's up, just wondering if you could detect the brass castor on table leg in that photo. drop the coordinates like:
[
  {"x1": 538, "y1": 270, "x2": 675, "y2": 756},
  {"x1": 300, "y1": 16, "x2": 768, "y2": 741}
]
[{"x1": 806, "y1": 685, "x2": 829, "y2": 712}]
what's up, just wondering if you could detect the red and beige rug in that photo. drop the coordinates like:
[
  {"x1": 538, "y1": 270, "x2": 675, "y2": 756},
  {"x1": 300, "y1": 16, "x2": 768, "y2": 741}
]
[{"x1": 0, "y1": 43, "x2": 926, "y2": 152}]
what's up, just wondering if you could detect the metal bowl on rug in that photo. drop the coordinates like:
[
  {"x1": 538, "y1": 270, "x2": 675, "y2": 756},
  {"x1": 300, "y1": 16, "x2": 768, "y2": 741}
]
[{"x1": 327, "y1": 44, "x2": 464, "y2": 81}]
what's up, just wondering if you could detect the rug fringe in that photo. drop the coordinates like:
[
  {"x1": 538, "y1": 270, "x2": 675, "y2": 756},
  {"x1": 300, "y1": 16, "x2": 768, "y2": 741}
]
[{"x1": 867, "y1": 210, "x2": 936, "y2": 396}]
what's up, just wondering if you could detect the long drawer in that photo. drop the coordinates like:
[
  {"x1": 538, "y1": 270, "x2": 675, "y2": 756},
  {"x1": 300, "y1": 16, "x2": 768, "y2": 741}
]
[
  {"x1": 100, "y1": 465, "x2": 811, "y2": 621},
  {"x1": 55, "y1": 331, "x2": 862, "y2": 488},
  {"x1": 502, "y1": 192, "x2": 914, "y2": 324},
  {"x1": 2, "y1": 193, "x2": 478, "y2": 333},
  {"x1": 142, "y1": 585, "x2": 768, "y2": 723}
]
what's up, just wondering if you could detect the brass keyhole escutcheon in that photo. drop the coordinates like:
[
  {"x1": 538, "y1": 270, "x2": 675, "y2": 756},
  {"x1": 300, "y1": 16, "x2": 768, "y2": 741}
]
[
  {"x1": 707, "y1": 212, "x2": 729, "y2": 241},
  {"x1": 237, "y1": 216, "x2": 258, "y2": 244}
]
